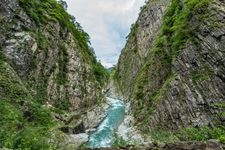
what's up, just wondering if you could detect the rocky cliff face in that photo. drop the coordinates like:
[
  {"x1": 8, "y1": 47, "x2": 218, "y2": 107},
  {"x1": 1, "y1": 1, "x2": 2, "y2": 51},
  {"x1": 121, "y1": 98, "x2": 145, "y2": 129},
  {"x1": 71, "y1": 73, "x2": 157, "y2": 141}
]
[
  {"x1": 0, "y1": 0, "x2": 108, "y2": 148},
  {"x1": 114, "y1": 0, "x2": 171, "y2": 98},
  {"x1": 0, "y1": 0, "x2": 105, "y2": 111},
  {"x1": 114, "y1": 0, "x2": 225, "y2": 133}
]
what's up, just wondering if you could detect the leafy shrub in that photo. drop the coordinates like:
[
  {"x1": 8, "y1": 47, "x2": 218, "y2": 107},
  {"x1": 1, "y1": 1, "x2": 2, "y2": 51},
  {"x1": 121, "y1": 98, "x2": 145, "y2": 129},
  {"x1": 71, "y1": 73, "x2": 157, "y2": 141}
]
[
  {"x1": 0, "y1": 61, "x2": 57, "y2": 149},
  {"x1": 112, "y1": 135, "x2": 133, "y2": 148},
  {"x1": 12, "y1": 127, "x2": 52, "y2": 149},
  {"x1": 0, "y1": 100, "x2": 57, "y2": 149},
  {"x1": 177, "y1": 126, "x2": 225, "y2": 143},
  {"x1": 148, "y1": 126, "x2": 225, "y2": 144},
  {"x1": 93, "y1": 62, "x2": 110, "y2": 86},
  {"x1": 149, "y1": 128, "x2": 179, "y2": 143}
]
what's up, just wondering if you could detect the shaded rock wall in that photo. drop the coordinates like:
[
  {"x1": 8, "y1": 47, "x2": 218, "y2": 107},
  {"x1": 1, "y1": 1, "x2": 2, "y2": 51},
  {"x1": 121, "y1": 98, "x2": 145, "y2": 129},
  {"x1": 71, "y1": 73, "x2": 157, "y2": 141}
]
[
  {"x1": 0, "y1": 0, "x2": 103, "y2": 111},
  {"x1": 114, "y1": 0, "x2": 225, "y2": 131},
  {"x1": 115, "y1": 0, "x2": 171, "y2": 98}
]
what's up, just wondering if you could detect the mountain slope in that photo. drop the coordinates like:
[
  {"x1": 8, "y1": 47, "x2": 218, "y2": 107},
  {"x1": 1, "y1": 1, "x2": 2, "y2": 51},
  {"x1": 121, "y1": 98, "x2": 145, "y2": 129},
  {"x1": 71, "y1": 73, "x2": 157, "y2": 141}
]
[
  {"x1": 0, "y1": 0, "x2": 108, "y2": 148},
  {"x1": 113, "y1": 0, "x2": 225, "y2": 143}
]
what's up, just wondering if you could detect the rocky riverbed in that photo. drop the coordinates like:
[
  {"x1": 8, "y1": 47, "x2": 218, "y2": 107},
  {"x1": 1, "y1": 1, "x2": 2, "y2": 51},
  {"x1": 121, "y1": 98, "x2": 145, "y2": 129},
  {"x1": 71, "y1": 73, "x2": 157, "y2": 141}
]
[
  {"x1": 62, "y1": 95, "x2": 148, "y2": 149},
  {"x1": 61, "y1": 101, "x2": 110, "y2": 148},
  {"x1": 116, "y1": 102, "x2": 149, "y2": 146}
]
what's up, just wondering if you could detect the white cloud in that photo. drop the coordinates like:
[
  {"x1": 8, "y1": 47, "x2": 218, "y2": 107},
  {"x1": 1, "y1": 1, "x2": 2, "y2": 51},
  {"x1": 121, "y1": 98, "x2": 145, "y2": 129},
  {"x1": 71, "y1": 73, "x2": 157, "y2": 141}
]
[{"x1": 65, "y1": 0, "x2": 145, "y2": 67}]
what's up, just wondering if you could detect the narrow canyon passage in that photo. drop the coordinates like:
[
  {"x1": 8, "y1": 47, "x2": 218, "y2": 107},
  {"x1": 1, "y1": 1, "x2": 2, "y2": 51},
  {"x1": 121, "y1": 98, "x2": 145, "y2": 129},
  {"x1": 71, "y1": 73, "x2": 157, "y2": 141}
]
[
  {"x1": 88, "y1": 97, "x2": 125, "y2": 148},
  {"x1": 0, "y1": 0, "x2": 225, "y2": 149}
]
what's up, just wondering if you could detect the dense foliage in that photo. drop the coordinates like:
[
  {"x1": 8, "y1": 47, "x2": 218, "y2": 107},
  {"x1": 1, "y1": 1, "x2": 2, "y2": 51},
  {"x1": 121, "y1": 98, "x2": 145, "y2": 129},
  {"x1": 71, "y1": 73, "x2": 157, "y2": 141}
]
[
  {"x1": 149, "y1": 126, "x2": 225, "y2": 144},
  {"x1": 93, "y1": 62, "x2": 110, "y2": 86},
  {"x1": 0, "y1": 0, "x2": 109, "y2": 148},
  {"x1": 19, "y1": 0, "x2": 90, "y2": 52},
  {"x1": 131, "y1": 0, "x2": 211, "y2": 117},
  {"x1": 113, "y1": 0, "x2": 225, "y2": 145},
  {"x1": 19, "y1": 0, "x2": 109, "y2": 87},
  {"x1": 0, "y1": 60, "x2": 59, "y2": 149}
]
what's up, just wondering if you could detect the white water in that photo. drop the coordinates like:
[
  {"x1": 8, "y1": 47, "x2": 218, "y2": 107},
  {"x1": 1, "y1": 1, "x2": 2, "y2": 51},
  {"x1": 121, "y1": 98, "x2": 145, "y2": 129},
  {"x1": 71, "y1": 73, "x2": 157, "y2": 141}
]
[{"x1": 87, "y1": 97, "x2": 125, "y2": 148}]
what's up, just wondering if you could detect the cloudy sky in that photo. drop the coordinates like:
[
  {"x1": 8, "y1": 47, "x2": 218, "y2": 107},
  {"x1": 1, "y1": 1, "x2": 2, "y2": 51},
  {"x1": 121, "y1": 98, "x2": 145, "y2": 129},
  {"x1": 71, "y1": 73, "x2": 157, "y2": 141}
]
[{"x1": 65, "y1": 0, "x2": 145, "y2": 68}]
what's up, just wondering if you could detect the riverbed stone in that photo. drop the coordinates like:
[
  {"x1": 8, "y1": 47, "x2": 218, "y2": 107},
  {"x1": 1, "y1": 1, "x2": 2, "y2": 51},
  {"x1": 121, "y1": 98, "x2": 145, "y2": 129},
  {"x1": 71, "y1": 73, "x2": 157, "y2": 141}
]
[
  {"x1": 66, "y1": 133, "x2": 89, "y2": 148},
  {"x1": 117, "y1": 115, "x2": 149, "y2": 146},
  {"x1": 83, "y1": 102, "x2": 109, "y2": 129}
]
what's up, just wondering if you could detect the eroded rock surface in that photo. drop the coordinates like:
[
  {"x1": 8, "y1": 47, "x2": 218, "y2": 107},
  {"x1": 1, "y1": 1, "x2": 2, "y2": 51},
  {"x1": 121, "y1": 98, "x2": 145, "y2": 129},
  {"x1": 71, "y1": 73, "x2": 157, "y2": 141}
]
[
  {"x1": 0, "y1": 0, "x2": 103, "y2": 111},
  {"x1": 114, "y1": 0, "x2": 225, "y2": 131}
]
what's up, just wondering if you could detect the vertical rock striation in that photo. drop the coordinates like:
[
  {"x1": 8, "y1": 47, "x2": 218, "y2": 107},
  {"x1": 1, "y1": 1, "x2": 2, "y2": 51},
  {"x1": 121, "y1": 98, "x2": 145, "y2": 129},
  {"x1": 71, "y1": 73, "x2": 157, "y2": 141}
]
[
  {"x1": 114, "y1": 0, "x2": 225, "y2": 131},
  {"x1": 115, "y1": 0, "x2": 171, "y2": 98}
]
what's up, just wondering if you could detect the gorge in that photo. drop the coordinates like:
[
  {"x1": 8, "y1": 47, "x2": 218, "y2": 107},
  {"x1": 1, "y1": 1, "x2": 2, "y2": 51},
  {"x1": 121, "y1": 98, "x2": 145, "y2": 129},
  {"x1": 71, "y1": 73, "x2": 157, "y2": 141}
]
[
  {"x1": 0, "y1": 0, "x2": 225, "y2": 149},
  {"x1": 88, "y1": 97, "x2": 125, "y2": 148}
]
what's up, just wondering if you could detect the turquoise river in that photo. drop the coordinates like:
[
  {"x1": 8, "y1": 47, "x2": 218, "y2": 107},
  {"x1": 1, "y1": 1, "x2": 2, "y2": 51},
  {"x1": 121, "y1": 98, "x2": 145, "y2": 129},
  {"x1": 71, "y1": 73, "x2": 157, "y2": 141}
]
[{"x1": 88, "y1": 97, "x2": 125, "y2": 148}]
